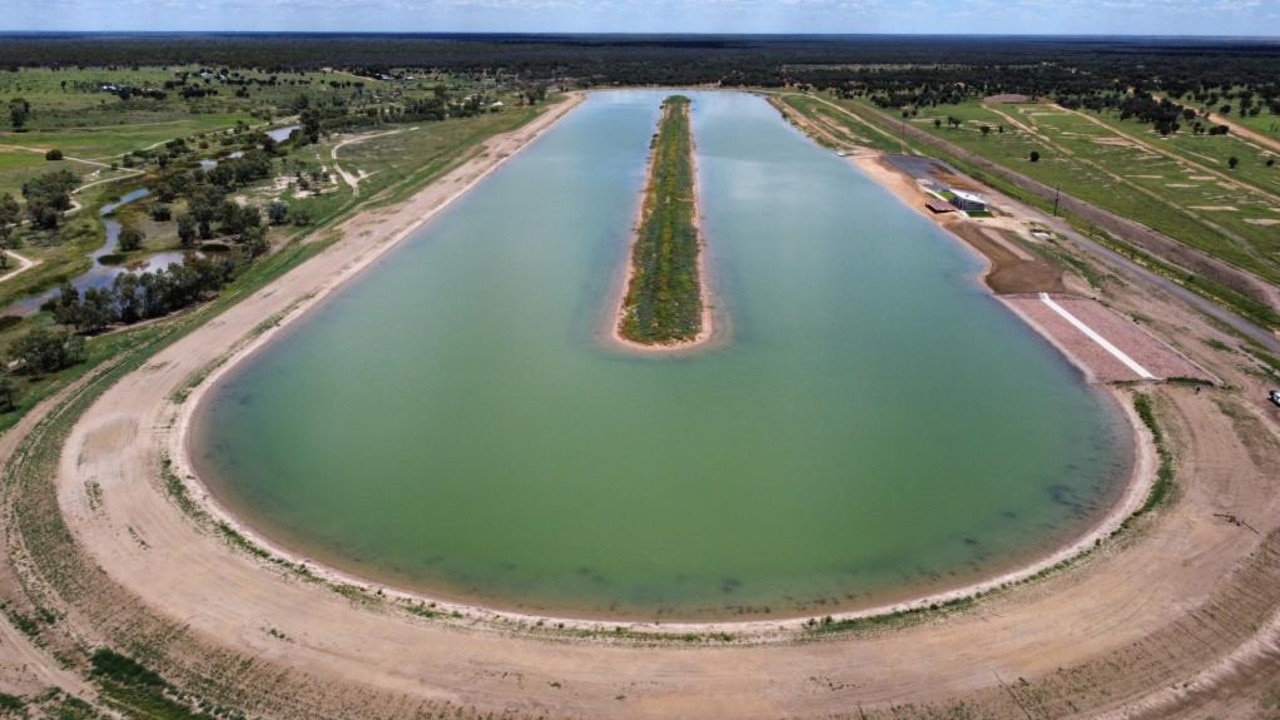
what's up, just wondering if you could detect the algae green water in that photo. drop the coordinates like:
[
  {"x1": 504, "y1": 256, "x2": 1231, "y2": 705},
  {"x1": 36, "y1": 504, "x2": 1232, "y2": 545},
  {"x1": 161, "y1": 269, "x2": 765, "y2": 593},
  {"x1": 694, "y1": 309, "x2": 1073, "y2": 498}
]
[{"x1": 193, "y1": 90, "x2": 1131, "y2": 620}]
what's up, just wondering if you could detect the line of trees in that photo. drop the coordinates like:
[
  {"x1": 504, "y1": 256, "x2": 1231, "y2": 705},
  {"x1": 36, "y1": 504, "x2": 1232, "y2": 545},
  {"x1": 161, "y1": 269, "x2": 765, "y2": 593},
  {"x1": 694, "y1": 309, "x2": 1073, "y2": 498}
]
[
  {"x1": 48, "y1": 254, "x2": 237, "y2": 334},
  {"x1": 4, "y1": 36, "x2": 1280, "y2": 108}
]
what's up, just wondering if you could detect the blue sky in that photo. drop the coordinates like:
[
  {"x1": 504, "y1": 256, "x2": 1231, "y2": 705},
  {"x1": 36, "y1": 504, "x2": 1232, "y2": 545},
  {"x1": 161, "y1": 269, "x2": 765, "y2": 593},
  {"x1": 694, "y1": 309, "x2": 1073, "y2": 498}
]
[{"x1": 2, "y1": 0, "x2": 1278, "y2": 36}]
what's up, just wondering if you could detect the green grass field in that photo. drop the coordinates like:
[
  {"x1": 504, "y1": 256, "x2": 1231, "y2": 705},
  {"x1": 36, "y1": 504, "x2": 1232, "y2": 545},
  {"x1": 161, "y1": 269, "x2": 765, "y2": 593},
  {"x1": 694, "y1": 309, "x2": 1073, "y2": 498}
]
[
  {"x1": 838, "y1": 96, "x2": 1280, "y2": 285},
  {"x1": 326, "y1": 101, "x2": 540, "y2": 206},
  {"x1": 772, "y1": 94, "x2": 900, "y2": 153},
  {"x1": 1, "y1": 115, "x2": 254, "y2": 160}
]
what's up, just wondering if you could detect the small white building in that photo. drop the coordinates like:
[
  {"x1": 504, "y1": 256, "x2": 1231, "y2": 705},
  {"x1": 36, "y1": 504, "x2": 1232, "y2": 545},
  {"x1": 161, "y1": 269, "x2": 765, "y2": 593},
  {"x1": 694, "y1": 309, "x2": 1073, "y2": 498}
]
[{"x1": 950, "y1": 189, "x2": 988, "y2": 213}]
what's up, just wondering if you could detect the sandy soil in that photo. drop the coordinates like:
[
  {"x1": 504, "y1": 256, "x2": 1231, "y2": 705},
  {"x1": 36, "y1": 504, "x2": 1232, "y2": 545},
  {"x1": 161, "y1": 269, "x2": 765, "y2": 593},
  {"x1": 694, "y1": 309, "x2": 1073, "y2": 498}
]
[{"x1": 3, "y1": 91, "x2": 1280, "y2": 719}]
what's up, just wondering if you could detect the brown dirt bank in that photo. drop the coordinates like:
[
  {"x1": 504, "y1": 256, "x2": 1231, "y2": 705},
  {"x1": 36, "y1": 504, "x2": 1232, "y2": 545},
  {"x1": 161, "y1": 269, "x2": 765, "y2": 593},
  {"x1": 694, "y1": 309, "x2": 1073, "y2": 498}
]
[
  {"x1": 949, "y1": 223, "x2": 1067, "y2": 295},
  {"x1": 1, "y1": 90, "x2": 1279, "y2": 719}
]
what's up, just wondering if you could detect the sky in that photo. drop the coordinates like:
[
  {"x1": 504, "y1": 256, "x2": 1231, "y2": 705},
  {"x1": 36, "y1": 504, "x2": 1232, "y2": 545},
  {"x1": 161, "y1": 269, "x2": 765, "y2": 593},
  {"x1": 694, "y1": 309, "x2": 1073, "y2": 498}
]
[{"x1": 1, "y1": 0, "x2": 1278, "y2": 36}]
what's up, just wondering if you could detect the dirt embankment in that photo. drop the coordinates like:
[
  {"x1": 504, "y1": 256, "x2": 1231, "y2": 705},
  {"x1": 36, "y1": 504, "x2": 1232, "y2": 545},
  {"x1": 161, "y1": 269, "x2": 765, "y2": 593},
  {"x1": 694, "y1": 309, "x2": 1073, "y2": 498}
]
[{"x1": 946, "y1": 223, "x2": 1067, "y2": 294}]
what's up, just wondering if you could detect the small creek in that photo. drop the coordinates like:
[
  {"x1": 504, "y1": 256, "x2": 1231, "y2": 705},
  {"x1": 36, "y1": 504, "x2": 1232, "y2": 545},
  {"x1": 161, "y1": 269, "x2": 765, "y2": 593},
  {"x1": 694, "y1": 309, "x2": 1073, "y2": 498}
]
[{"x1": 5, "y1": 189, "x2": 197, "y2": 317}]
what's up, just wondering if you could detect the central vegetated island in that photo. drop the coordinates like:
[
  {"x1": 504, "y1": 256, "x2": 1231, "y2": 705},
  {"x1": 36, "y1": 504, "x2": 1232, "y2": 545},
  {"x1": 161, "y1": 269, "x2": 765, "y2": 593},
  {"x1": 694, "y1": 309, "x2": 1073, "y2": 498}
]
[{"x1": 618, "y1": 95, "x2": 706, "y2": 346}]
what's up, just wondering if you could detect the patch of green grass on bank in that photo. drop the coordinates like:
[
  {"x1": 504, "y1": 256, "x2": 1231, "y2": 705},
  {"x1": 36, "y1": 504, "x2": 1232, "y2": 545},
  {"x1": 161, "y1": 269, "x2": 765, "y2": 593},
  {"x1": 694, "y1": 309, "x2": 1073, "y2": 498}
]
[
  {"x1": 354, "y1": 101, "x2": 544, "y2": 208},
  {"x1": 91, "y1": 648, "x2": 233, "y2": 720},
  {"x1": 771, "y1": 94, "x2": 901, "y2": 153},
  {"x1": 1129, "y1": 393, "x2": 1176, "y2": 519}
]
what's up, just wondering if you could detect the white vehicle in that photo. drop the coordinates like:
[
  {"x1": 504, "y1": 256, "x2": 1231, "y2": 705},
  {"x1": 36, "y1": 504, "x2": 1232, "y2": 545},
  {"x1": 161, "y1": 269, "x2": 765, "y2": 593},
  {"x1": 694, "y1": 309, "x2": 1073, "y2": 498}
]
[{"x1": 1271, "y1": 389, "x2": 1280, "y2": 406}]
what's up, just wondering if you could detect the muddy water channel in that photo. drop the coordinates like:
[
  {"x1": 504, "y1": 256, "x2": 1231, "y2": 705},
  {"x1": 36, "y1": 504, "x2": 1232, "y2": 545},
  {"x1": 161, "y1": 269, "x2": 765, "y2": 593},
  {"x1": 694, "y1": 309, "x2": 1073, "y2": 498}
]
[
  {"x1": 6, "y1": 189, "x2": 195, "y2": 316},
  {"x1": 193, "y1": 91, "x2": 1132, "y2": 621}
]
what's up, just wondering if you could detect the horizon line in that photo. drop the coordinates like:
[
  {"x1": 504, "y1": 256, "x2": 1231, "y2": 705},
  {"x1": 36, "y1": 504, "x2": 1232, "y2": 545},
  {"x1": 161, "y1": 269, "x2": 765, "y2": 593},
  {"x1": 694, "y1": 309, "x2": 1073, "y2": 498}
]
[{"x1": 0, "y1": 30, "x2": 1278, "y2": 41}]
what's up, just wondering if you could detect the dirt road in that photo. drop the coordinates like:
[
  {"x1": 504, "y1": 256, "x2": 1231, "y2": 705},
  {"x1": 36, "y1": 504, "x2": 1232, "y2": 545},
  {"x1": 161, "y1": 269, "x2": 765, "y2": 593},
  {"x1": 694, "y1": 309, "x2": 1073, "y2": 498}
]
[{"x1": 0, "y1": 249, "x2": 36, "y2": 284}]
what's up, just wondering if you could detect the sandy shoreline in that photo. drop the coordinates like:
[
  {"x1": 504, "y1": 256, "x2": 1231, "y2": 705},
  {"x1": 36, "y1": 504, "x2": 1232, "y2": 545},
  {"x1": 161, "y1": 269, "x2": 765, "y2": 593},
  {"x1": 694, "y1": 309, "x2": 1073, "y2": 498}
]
[{"x1": 165, "y1": 97, "x2": 1154, "y2": 635}]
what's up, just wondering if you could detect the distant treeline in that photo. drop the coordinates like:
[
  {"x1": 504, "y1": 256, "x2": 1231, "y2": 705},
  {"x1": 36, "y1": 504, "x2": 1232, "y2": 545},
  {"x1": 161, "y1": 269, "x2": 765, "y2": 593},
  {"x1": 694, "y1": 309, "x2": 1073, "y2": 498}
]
[{"x1": 3, "y1": 34, "x2": 1280, "y2": 98}]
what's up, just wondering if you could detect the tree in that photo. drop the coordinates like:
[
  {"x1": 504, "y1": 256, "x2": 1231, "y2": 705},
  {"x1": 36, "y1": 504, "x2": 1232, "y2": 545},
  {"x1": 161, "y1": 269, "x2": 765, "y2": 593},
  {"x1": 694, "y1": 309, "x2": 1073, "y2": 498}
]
[
  {"x1": 0, "y1": 373, "x2": 17, "y2": 412},
  {"x1": 0, "y1": 192, "x2": 20, "y2": 266},
  {"x1": 240, "y1": 223, "x2": 269, "y2": 257},
  {"x1": 1220, "y1": 104, "x2": 1232, "y2": 116},
  {"x1": 21, "y1": 169, "x2": 78, "y2": 230},
  {"x1": 980, "y1": 124, "x2": 991, "y2": 136},
  {"x1": 1029, "y1": 150, "x2": 1041, "y2": 163},
  {"x1": 933, "y1": 118, "x2": 942, "y2": 129},
  {"x1": 149, "y1": 203, "x2": 172, "y2": 222},
  {"x1": 50, "y1": 282, "x2": 81, "y2": 327},
  {"x1": 1228, "y1": 156, "x2": 1240, "y2": 170},
  {"x1": 8, "y1": 97, "x2": 29, "y2": 131},
  {"x1": 7, "y1": 327, "x2": 86, "y2": 376},
  {"x1": 78, "y1": 287, "x2": 117, "y2": 333},
  {"x1": 44, "y1": 149, "x2": 63, "y2": 161},
  {"x1": 113, "y1": 273, "x2": 141, "y2": 324},
  {"x1": 177, "y1": 214, "x2": 196, "y2": 247},
  {"x1": 1267, "y1": 158, "x2": 1275, "y2": 168},
  {"x1": 267, "y1": 200, "x2": 289, "y2": 225},
  {"x1": 118, "y1": 226, "x2": 144, "y2": 252},
  {"x1": 300, "y1": 108, "x2": 322, "y2": 145}
]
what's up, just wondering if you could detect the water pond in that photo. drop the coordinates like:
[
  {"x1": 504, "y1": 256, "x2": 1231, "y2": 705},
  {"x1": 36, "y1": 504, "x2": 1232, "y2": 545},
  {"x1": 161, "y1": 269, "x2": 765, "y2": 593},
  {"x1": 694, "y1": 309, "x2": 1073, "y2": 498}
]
[{"x1": 193, "y1": 91, "x2": 1131, "y2": 620}]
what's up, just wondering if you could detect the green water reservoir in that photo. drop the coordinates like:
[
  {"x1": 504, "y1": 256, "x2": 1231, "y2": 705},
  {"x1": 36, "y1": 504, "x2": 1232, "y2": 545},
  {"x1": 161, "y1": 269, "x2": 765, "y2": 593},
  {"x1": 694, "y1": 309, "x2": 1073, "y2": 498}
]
[{"x1": 193, "y1": 90, "x2": 1131, "y2": 620}]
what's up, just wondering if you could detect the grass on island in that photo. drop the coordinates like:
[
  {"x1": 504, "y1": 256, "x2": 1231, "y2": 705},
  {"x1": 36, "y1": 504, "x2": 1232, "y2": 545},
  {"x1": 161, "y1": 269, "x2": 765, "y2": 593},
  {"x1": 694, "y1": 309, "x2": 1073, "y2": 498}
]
[{"x1": 619, "y1": 95, "x2": 703, "y2": 345}]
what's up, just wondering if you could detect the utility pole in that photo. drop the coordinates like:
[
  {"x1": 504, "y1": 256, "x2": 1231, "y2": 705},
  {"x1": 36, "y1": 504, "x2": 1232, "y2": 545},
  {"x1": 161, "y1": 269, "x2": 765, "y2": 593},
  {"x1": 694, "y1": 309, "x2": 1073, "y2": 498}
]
[{"x1": 1053, "y1": 186, "x2": 1061, "y2": 217}]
